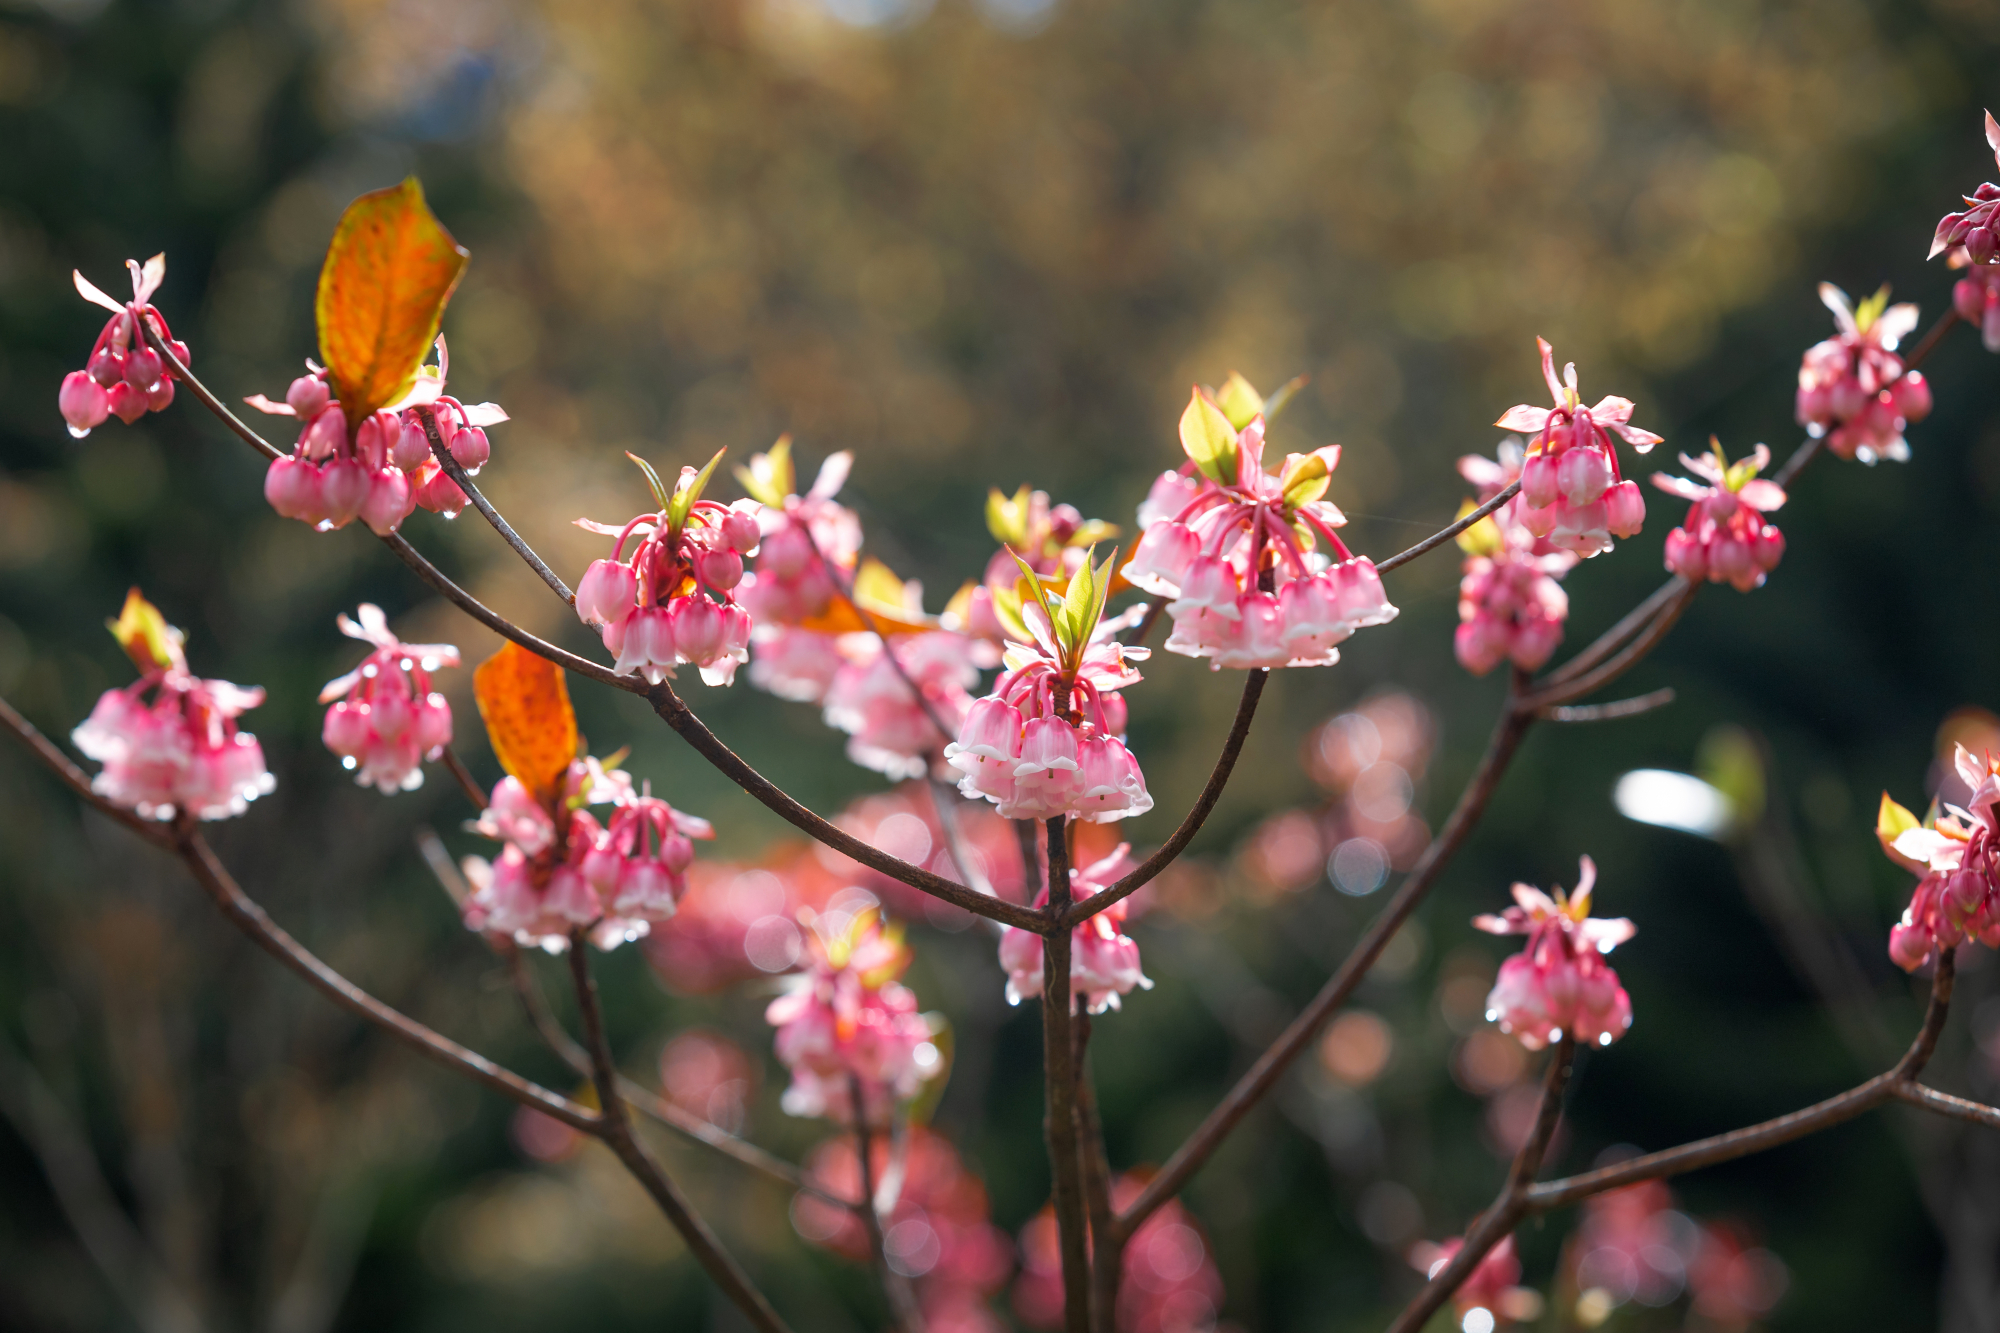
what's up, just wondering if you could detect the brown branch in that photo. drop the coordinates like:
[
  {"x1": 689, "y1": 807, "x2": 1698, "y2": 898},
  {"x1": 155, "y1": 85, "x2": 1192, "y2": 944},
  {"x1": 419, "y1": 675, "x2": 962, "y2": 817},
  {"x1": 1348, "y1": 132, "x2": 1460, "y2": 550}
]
[
  {"x1": 1041, "y1": 817, "x2": 1091, "y2": 1333},
  {"x1": 1074, "y1": 1015, "x2": 1120, "y2": 1333},
  {"x1": 1539, "y1": 577, "x2": 1686, "y2": 688},
  {"x1": 416, "y1": 406, "x2": 575, "y2": 605},
  {"x1": 565, "y1": 934, "x2": 793, "y2": 1333},
  {"x1": 438, "y1": 746, "x2": 488, "y2": 810},
  {"x1": 1526, "y1": 950, "x2": 1957, "y2": 1211},
  {"x1": 1895, "y1": 1082, "x2": 2000, "y2": 1130},
  {"x1": 1064, "y1": 669, "x2": 1267, "y2": 926},
  {"x1": 1376, "y1": 479, "x2": 1523, "y2": 575},
  {"x1": 1522, "y1": 582, "x2": 1700, "y2": 711},
  {"x1": 1387, "y1": 1036, "x2": 1576, "y2": 1333},
  {"x1": 139, "y1": 321, "x2": 282, "y2": 461},
  {"x1": 1540, "y1": 687, "x2": 1676, "y2": 724},
  {"x1": 502, "y1": 950, "x2": 838, "y2": 1204},
  {"x1": 645, "y1": 681, "x2": 1045, "y2": 931},
  {"x1": 1120, "y1": 685, "x2": 1534, "y2": 1235}
]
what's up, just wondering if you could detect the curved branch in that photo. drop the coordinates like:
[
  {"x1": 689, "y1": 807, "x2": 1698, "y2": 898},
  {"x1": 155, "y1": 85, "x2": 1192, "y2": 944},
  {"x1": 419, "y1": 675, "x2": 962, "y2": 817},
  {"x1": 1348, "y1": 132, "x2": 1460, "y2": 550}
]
[
  {"x1": 1040, "y1": 819, "x2": 1092, "y2": 1333},
  {"x1": 1540, "y1": 687, "x2": 1676, "y2": 724},
  {"x1": 1064, "y1": 669, "x2": 1267, "y2": 927},
  {"x1": 1522, "y1": 582, "x2": 1700, "y2": 711},
  {"x1": 1538, "y1": 577, "x2": 1687, "y2": 689},
  {"x1": 645, "y1": 682, "x2": 1046, "y2": 931},
  {"x1": 1120, "y1": 687, "x2": 1533, "y2": 1235},
  {"x1": 1376, "y1": 479, "x2": 1523, "y2": 575},
  {"x1": 1895, "y1": 1082, "x2": 2000, "y2": 1130},
  {"x1": 140, "y1": 321, "x2": 282, "y2": 461},
  {"x1": 416, "y1": 407, "x2": 575, "y2": 606}
]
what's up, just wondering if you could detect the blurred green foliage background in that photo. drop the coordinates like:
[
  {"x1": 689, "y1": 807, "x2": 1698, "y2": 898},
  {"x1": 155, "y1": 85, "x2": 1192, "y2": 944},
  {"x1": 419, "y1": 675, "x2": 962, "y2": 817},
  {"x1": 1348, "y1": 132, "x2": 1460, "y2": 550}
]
[{"x1": 3, "y1": 0, "x2": 2000, "y2": 1329}]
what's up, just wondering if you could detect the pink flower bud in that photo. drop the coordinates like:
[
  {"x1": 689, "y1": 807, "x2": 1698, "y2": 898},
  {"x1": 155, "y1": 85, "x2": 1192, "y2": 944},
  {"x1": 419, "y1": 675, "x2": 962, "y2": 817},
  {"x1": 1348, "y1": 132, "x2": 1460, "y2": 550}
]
[
  {"x1": 1891, "y1": 371, "x2": 1932, "y2": 420},
  {"x1": 60, "y1": 370, "x2": 111, "y2": 437},
  {"x1": 722, "y1": 507, "x2": 762, "y2": 554},
  {"x1": 1752, "y1": 524, "x2": 1785, "y2": 572},
  {"x1": 1711, "y1": 535, "x2": 1752, "y2": 588},
  {"x1": 1333, "y1": 558, "x2": 1397, "y2": 628},
  {"x1": 124, "y1": 345, "x2": 163, "y2": 389},
  {"x1": 415, "y1": 463, "x2": 469, "y2": 516},
  {"x1": 106, "y1": 380, "x2": 148, "y2": 424},
  {"x1": 1511, "y1": 614, "x2": 1562, "y2": 671},
  {"x1": 391, "y1": 416, "x2": 433, "y2": 470},
  {"x1": 319, "y1": 457, "x2": 371, "y2": 529},
  {"x1": 1957, "y1": 276, "x2": 1987, "y2": 322},
  {"x1": 450, "y1": 425, "x2": 490, "y2": 473},
  {"x1": 1517, "y1": 500, "x2": 1558, "y2": 538},
  {"x1": 1520, "y1": 450, "x2": 1560, "y2": 509},
  {"x1": 1125, "y1": 520, "x2": 1201, "y2": 596},
  {"x1": 1970, "y1": 225, "x2": 1997, "y2": 264},
  {"x1": 146, "y1": 378, "x2": 174, "y2": 412},
  {"x1": 302, "y1": 406, "x2": 346, "y2": 459},
  {"x1": 575, "y1": 558, "x2": 639, "y2": 626},
  {"x1": 361, "y1": 465, "x2": 414, "y2": 536},
  {"x1": 287, "y1": 375, "x2": 330, "y2": 417},
  {"x1": 1167, "y1": 555, "x2": 1242, "y2": 618},
  {"x1": 1664, "y1": 526, "x2": 1707, "y2": 581},
  {"x1": 695, "y1": 546, "x2": 745, "y2": 592},
  {"x1": 323, "y1": 701, "x2": 369, "y2": 756},
  {"x1": 414, "y1": 694, "x2": 452, "y2": 754},
  {"x1": 89, "y1": 346, "x2": 122, "y2": 387},
  {"x1": 1555, "y1": 444, "x2": 1611, "y2": 506},
  {"x1": 760, "y1": 525, "x2": 814, "y2": 580},
  {"x1": 1603, "y1": 479, "x2": 1645, "y2": 538},
  {"x1": 1889, "y1": 921, "x2": 1934, "y2": 972},
  {"x1": 353, "y1": 411, "x2": 393, "y2": 468},
  {"x1": 613, "y1": 605, "x2": 677, "y2": 684},
  {"x1": 1455, "y1": 616, "x2": 1506, "y2": 676},
  {"x1": 370, "y1": 686, "x2": 412, "y2": 741}
]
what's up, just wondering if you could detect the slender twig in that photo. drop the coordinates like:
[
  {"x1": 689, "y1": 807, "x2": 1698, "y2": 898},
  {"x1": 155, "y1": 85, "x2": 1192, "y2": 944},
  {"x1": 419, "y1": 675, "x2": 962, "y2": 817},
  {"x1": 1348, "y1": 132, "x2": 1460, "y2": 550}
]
[
  {"x1": 1387, "y1": 1036, "x2": 1575, "y2": 1333},
  {"x1": 851, "y1": 1077, "x2": 926, "y2": 1332},
  {"x1": 1376, "y1": 479, "x2": 1523, "y2": 575},
  {"x1": 1540, "y1": 688, "x2": 1676, "y2": 724},
  {"x1": 1527, "y1": 951, "x2": 1957, "y2": 1211},
  {"x1": 416, "y1": 406, "x2": 575, "y2": 605},
  {"x1": 438, "y1": 746, "x2": 488, "y2": 809},
  {"x1": 1041, "y1": 816, "x2": 1091, "y2": 1333},
  {"x1": 645, "y1": 681, "x2": 1045, "y2": 931},
  {"x1": 565, "y1": 934, "x2": 793, "y2": 1333},
  {"x1": 1895, "y1": 1082, "x2": 2000, "y2": 1130},
  {"x1": 503, "y1": 950, "x2": 838, "y2": 1203},
  {"x1": 1522, "y1": 582, "x2": 1700, "y2": 711},
  {"x1": 1769, "y1": 438, "x2": 1821, "y2": 491},
  {"x1": 1074, "y1": 1015, "x2": 1120, "y2": 1333},
  {"x1": 1539, "y1": 577, "x2": 1685, "y2": 688},
  {"x1": 1121, "y1": 684, "x2": 1534, "y2": 1235},
  {"x1": 139, "y1": 321, "x2": 282, "y2": 461},
  {"x1": 1065, "y1": 669, "x2": 1267, "y2": 926}
]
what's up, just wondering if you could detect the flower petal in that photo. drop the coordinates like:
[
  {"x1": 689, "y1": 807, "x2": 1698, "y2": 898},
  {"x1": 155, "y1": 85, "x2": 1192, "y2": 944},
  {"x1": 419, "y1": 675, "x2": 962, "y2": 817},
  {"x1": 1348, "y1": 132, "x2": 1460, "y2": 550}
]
[{"x1": 1494, "y1": 405, "x2": 1551, "y2": 432}]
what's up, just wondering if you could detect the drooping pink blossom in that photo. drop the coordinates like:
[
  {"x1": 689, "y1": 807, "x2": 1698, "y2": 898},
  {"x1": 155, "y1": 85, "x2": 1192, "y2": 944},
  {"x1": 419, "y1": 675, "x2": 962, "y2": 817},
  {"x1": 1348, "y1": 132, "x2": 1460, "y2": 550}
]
[
  {"x1": 1124, "y1": 386, "x2": 1397, "y2": 670},
  {"x1": 995, "y1": 843, "x2": 1153, "y2": 1014},
  {"x1": 1650, "y1": 441, "x2": 1787, "y2": 592},
  {"x1": 1794, "y1": 284, "x2": 1931, "y2": 465},
  {"x1": 765, "y1": 905, "x2": 942, "y2": 1125},
  {"x1": 1474, "y1": 857, "x2": 1636, "y2": 1051},
  {"x1": 247, "y1": 337, "x2": 508, "y2": 532},
  {"x1": 1880, "y1": 747, "x2": 2000, "y2": 971},
  {"x1": 317, "y1": 604, "x2": 458, "y2": 793},
  {"x1": 71, "y1": 590, "x2": 274, "y2": 822},
  {"x1": 1952, "y1": 262, "x2": 2000, "y2": 353},
  {"x1": 823, "y1": 631, "x2": 983, "y2": 780},
  {"x1": 791, "y1": 1129, "x2": 1014, "y2": 1332},
  {"x1": 574, "y1": 455, "x2": 761, "y2": 686},
  {"x1": 1928, "y1": 111, "x2": 2000, "y2": 266},
  {"x1": 736, "y1": 440, "x2": 860, "y2": 627},
  {"x1": 60, "y1": 256, "x2": 188, "y2": 439},
  {"x1": 944, "y1": 619, "x2": 1151, "y2": 824},
  {"x1": 1491, "y1": 339, "x2": 1659, "y2": 558},
  {"x1": 1452, "y1": 441, "x2": 1578, "y2": 676}
]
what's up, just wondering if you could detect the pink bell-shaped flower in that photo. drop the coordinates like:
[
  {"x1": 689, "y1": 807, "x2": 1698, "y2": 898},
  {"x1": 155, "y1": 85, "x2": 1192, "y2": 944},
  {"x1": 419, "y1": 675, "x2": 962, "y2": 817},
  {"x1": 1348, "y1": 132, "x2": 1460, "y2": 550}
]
[
  {"x1": 1473, "y1": 856, "x2": 1636, "y2": 1051},
  {"x1": 316, "y1": 604, "x2": 459, "y2": 794}
]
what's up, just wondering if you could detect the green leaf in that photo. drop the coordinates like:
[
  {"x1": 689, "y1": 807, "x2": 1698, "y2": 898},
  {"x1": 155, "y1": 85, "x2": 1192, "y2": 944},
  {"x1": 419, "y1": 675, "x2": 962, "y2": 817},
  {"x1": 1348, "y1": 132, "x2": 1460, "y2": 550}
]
[
  {"x1": 990, "y1": 584, "x2": 1032, "y2": 643},
  {"x1": 315, "y1": 178, "x2": 469, "y2": 430},
  {"x1": 1179, "y1": 387, "x2": 1239, "y2": 486},
  {"x1": 1279, "y1": 448, "x2": 1337, "y2": 508},
  {"x1": 626, "y1": 452, "x2": 671, "y2": 510},
  {"x1": 986, "y1": 485, "x2": 1032, "y2": 547},
  {"x1": 1057, "y1": 547, "x2": 1099, "y2": 652},
  {"x1": 734, "y1": 436, "x2": 794, "y2": 508},
  {"x1": 666, "y1": 448, "x2": 727, "y2": 533},
  {"x1": 1215, "y1": 372, "x2": 1264, "y2": 431}
]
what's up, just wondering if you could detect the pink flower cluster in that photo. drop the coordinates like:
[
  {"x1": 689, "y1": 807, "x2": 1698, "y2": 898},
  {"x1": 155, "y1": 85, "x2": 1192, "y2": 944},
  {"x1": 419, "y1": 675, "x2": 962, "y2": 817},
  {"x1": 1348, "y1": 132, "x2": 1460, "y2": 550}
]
[
  {"x1": 318, "y1": 605, "x2": 457, "y2": 793},
  {"x1": 996, "y1": 843, "x2": 1152, "y2": 1014},
  {"x1": 462, "y1": 758, "x2": 713, "y2": 952},
  {"x1": 1452, "y1": 442, "x2": 1577, "y2": 676},
  {"x1": 1951, "y1": 264, "x2": 2000, "y2": 353},
  {"x1": 1652, "y1": 443, "x2": 1787, "y2": 592},
  {"x1": 1125, "y1": 388, "x2": 1397, "y2": 670},
  {"x1": 1794, "y1": 284, "x2": 1932, "y2": 465},
  {"x1": 1928, "y1": 111, "x2": 2000, "y2": 265},
  {"x1": 1474, "y1": 857, "x2": 1636, "y2": 1051},
  {"x1": 1491, "y1": 338, "x2": 1656, "y2": 558},
  {"x1": 765, "y1": 905, "x2": 941, "y2": 1124},
  {"x1": 254, "y1": 343, "x2": 508, "y2": 535},
  {"x1": 72, "y1": 592, "x2": 274, "y2": 822},
  {"x1": 739, "y1": 445, "x2": 862, "y2": 626},
  {"x1": 60, "y1": 257, "x2": 189, "y2": 438},
  {"x1": 946, "y1": 638, "x2": 1150, "y2": 824},
  {"x1": 1015, "y1": 1177, "x2": 1225, "y2": 1333},
  {"x1": 575, "y1": 470, "x2": 761, "y2": 688},
  {"x1": 792, "y1": 1130, "x2": 1014, "y2": 1333},
  {"x1": 1881, "y1": 747, "x2": 2000, "y2": 971}
]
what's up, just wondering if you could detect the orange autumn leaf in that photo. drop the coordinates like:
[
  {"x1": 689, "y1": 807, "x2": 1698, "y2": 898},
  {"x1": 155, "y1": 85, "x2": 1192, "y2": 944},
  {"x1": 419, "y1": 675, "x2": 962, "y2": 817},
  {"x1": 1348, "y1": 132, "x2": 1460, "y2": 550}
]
[
  {"x1": 315, "y1": 177, "x2": 469, "y2": 429},
  {"x1": 473, "y1": 642, "x2": 577, "y2": 803}
]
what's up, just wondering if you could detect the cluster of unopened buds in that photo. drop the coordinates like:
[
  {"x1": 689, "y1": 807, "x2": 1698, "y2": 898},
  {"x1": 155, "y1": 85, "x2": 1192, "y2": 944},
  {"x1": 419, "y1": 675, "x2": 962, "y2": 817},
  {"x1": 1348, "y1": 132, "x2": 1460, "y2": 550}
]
[
  {"x1": 254, "y1": 344, "x2": 508, "y2": 534},
  {"x1": 71, "y1": 590, "x2": 275, "y2": 822},
  {"x1": 996, "y1": 843, "x2": 1152, "y2": 1014},
  {"x1": 765, "y1": 904, "x2": 942, "y2": 1124},
  {"x1": 1651, "y1": 441, "x2": 1787, "y2": 592},
  {"x1": 462, "y1": 756, "x2": 711, "y2": 952},
  {"x1": 1126, "y1": 376, "x2": 1397, "y2": 670},
  {"x1": 1492, "y1": 339, "x2": 1656, "y2": 558},
  {"x1": 1452, "y1": 441, "x2": 1577, "y2": 676},
  {"x1": 318, "y1": 605, "x2": 457, "y2": 793},
  {"x1": 1475, "y1": 857, "x2": 1636, "y2": 1051},
  {"x1": 1794, "y1": 284, "x2": 1933, "y2": 465},
  {"x1": 1880, "y1": 747, "x2": 2000, "y2": 971},
  {"x1": 575, "y1": 455, "x2": 761, "y2": 687},
  {"x1": 59, "y1": 257, "x2": 188, "y2": 438}
]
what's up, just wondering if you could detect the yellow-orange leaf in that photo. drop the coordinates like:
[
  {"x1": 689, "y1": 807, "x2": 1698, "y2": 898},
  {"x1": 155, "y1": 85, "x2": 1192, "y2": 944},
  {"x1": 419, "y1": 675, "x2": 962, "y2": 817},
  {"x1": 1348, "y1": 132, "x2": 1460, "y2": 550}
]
[
  {"x1": 316, "y1": 178, "x2": 469, "y2": 429},
  {"x1": 473, "y1": 642, "x2": 577, "y2": 804}
]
